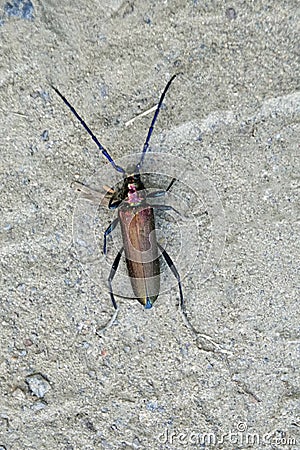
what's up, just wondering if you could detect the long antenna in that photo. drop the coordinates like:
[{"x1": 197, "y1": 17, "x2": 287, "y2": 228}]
[
  {"x1": 51, "y1": 85, "x2": 125, "y2": 174},
  {"x1": 137, "y1": 74, "x2": 177, "y2": 170}
]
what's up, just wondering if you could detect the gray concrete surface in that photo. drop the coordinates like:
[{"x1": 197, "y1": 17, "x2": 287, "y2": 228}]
[{"x1": 0, "y1": 1, "x2": 299, "y2": 449}]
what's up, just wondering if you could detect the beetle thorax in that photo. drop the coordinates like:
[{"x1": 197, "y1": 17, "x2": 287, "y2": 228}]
[{"x1": 127, "y1": 182, "x2": 144, "y2": 205}]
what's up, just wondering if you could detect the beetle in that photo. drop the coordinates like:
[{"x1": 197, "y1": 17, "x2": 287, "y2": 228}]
[{"x1": 52, "y1": 75, "x2": 186, "y2": 328}]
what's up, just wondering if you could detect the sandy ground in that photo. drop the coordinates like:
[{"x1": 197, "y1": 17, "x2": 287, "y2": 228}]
[{"x1": 0, "y1": 1, "x2": 299, "y2": 449}]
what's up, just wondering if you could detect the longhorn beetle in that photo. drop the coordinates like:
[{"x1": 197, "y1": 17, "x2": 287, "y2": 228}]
[{"x1": 52, "y1": 75, "x2": 188, "y2": 329}]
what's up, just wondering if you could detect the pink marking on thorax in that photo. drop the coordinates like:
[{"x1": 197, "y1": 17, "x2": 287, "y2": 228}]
[{"x1": 127, "y1": 183, "x2": 143, "y2": 205}]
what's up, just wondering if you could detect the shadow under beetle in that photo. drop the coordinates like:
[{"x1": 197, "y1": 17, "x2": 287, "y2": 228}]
[{"x1": 52, "y1": 76, "x2": 188, "y2": 328}]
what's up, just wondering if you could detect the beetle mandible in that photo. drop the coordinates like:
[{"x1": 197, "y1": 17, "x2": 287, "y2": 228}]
[{"x1": 52, "y1": 75, "x2": 188, "y2": 329}]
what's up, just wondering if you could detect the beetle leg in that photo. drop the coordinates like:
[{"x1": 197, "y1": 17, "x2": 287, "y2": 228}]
[
  {"x1": 146, "y1": 190, "x2": 166, "y2": 199},
  {"x1": 157, "y1": 243, "x2": 184, "y2": 309},
  {"x1": 151, "y1": 204, "x2": 181, "y2": 215},
  {"x1": 71, "y1": 181, "x2": 113, "y2": 207},
  {"x1": 103, "y1": 218, "x2": 119, "y2": 254},
  {"x1": 147, "y1": 178, "x2": 179, "y2": 212},
  {"x1": 97, "y1": 247, "x2": 124, "y2": 334},
  {"x1": 108, "y1": 247, "x2": 124, "y2": 310},
  {"x1": 158, "y1": 243, "x2": 231, "y2": 354},
  {"x1": 165, "y1": 177, "x2": 177, "y2": 192},
  {"x1": 146, "y1": 177, "x2": 177, "y2": 199}
]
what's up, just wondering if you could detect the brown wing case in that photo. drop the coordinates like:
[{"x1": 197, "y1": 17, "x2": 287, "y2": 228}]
[{"x1": 118, "y1": 204, "x2": 160, "y2": 306}]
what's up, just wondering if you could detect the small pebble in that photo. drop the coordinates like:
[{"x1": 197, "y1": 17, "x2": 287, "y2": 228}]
[
  {"x1": 226, "y1": 7, "x2": 237, "y2": 20},
  {"x1": 25, "y1": 374, "x2": 50, "y2": 398},
  {"x1": 4, "y1": 0, "x2": 34, "y2": 20}
]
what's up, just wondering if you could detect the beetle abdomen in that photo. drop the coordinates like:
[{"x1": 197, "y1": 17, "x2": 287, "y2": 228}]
[{"x1": 118, "y1": 204, "x2": 160, "y2": 307}]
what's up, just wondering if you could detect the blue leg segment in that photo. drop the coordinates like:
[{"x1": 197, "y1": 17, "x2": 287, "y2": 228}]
[
  {"x1": 108, "y1": 247, "x2": 124, "y2": 310},
  {"x1": 103, "y1": 218, "x2": 119, "y2": 254}
]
